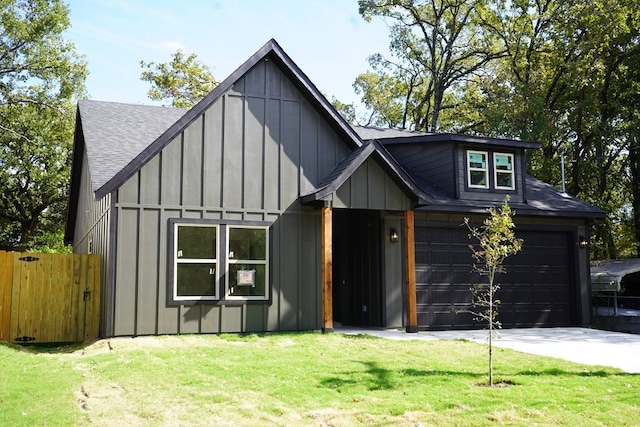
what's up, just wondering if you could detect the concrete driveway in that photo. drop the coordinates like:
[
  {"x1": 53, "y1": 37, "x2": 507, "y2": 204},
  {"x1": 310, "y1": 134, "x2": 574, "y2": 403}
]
[{"x1": 337, "y1": 327, "x2": 640, "y2": 373}]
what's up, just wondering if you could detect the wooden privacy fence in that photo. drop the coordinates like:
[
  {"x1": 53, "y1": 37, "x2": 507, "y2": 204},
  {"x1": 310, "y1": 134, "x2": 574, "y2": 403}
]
[{"x1": 0, "y1": 250, "x2": 100, "y2": 344}]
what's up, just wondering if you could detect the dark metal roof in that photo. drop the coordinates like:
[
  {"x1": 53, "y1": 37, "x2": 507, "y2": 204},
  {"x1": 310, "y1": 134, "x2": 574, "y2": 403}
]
[{"x1": 354, "y1": 125, "x2": 541, "y2": 149}]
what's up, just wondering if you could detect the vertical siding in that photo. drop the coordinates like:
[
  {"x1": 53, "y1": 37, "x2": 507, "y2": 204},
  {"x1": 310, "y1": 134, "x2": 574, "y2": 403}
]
[
  {"x1": 383, "y1": 216, "x2": 405, "y2": 328},
  {"x1": 72, "y1": 149, "x2": 111, "y2": 337},
  {"x1": 114, "y1": 208, "x2": 138, "y2": 336},
  {"x1": 109, "y1": 58, "x2": 348, "y2": 336},
  {"x1": 333, "y1": 158, "x2": 411, "y2": 210},
  {"x1": 137, "y1": 208, "x2": 160, "y2": 335}
]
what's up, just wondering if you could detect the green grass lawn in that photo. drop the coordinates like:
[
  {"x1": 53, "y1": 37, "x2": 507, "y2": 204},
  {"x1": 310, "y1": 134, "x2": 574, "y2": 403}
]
[{"x1": 1, "y1": 332, "x2": 638, "y2": 426}]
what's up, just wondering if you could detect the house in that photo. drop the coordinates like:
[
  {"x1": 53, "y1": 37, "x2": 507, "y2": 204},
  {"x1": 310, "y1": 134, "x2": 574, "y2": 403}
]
[{"x1": 65, "y1": 39, "x2": 604, "y2": 337}]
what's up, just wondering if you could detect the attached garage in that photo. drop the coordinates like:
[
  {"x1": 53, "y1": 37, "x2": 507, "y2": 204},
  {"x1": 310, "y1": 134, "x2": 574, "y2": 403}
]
[{"x1": 415, "y1": 222, "x2": 577, "y2": 330}]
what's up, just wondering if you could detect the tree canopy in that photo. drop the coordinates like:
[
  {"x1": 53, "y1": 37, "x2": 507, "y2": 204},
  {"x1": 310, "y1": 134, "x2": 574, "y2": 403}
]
[
  {"x1": 0, "y1": 0, "x2": 87, "y2": 250},
  {"x1": 140, "y1": 50, "x2": 217, "y2": 109},
  {"x1": 351, "y1": 0, "x2": 640, "y2": 259}
]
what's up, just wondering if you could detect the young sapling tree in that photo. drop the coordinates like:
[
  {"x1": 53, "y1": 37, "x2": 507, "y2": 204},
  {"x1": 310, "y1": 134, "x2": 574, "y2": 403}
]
[{"x1": 462, "y1": 199, "x2": 523, "y2": 386}]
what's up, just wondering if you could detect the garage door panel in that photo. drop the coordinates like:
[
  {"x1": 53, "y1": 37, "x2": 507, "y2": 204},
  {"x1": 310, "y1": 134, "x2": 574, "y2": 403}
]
[{"x1": 416, "y1": 226, "x2": 576, "y2": 330}]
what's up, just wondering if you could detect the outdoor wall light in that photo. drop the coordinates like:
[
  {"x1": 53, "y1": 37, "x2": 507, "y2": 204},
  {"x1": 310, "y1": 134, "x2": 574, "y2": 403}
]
[
  {"x1": 390, "y1": 228, "x2": 399, "y2": 243},
  {"x1": 579, "y1": 236, "x2": 589, "y2": 249}
]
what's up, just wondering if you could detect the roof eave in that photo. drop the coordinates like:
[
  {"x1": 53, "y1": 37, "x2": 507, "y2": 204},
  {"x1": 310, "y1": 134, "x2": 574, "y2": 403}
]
[{"x1": 378, "y1": 133, "x2": 540, "y2": 149}]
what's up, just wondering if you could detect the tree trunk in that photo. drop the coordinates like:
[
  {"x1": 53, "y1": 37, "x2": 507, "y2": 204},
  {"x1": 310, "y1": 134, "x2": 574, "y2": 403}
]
[{"x1": 629, "y1": 132, "x2": 640, "y2": 257}]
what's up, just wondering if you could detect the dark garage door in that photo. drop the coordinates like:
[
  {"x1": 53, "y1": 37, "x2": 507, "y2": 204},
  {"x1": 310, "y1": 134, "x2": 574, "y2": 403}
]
[{"x1": 415, "y1": 225, "x2": 575, "y2": 330}]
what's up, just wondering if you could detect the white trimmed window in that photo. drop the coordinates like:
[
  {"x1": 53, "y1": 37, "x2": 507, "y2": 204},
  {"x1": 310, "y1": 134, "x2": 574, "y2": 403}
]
[
  {"x1": 173, "y1": 223, "x2": 219, "y2": 301},
  {"x1": 494, "y1": 153, "x2": 515, "y2": 190},
  {"x1": 169, "y1": 220, "x2": 270, "y2": 304},
  {"x1": 467, "y1": 151, "x2": 488, "y2": 188},
  {"x1": 226, "y1": 226, "x2": 269, "y2": 300}
]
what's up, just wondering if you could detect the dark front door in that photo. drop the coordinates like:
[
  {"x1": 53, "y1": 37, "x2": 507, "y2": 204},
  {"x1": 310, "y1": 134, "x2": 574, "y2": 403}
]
[{"x1": 332, "y1": 210, "x2": 382, "y2": 327}]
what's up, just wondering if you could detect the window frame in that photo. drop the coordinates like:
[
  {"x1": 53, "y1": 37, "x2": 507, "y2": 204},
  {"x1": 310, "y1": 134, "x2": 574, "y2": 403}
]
[
  {"x1": 225, "y1": 225, "x2": 269, "y2": 301},
  {"x1": 167, "y1": 218, "x2": 272, "y2": 306},
  {"x1": 172, "y1": 222, "x2": 220, "y2": 302},
  {"x1": 467, "y1": 150, "x2": 489, "y2": 189},
  {"x1": 493, "y1": 152, "x2": 515, "y2": 190}
]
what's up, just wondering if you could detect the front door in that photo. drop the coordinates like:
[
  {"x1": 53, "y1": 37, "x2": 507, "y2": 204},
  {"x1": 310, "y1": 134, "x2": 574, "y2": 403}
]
[{"x1": 332, "y1": 210, "x2": 382, "y2": 327}]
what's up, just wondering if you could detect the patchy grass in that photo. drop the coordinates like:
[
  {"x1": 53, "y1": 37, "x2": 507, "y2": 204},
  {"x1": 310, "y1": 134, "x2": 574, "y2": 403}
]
[{"x1": 1, "y1": 333, "x2": 639, "y2": 426}]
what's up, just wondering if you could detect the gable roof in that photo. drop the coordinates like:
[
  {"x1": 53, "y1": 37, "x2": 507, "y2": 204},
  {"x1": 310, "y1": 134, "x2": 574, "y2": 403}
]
[
  {"x1": 299, "y1": 139, "x2": 432, "y2": 205},
  {"x1": 88, "y1": 38, "x2": 363, "y2": 200},
  {"x1": 68, "y1": 38, "x2": 604, "y2": 242}
]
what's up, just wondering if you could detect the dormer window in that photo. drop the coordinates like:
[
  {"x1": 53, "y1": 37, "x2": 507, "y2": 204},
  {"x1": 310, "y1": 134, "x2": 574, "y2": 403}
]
[
  {"x1": 494, "y1": 153, "x2": 514, "y2": 190},
  {"x1": 465, "y1": 149, "x2": 516, "y2": 192},
  {"x1": 467, "y1": 151, "x2": 488, "y2": 188}
]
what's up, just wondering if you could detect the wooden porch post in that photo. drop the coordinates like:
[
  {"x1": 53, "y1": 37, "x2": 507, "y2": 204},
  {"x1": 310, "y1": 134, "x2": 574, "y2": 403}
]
[
  {"x1": 404, "y1": 210, "x2": 418, "y2": 333},
  {"x1": 321, "y1": 206, "x2": 333, "y2": 333}
]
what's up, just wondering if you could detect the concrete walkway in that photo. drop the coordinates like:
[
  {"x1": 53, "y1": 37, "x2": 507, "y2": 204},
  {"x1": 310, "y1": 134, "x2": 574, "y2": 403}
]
[{"x1": 336, "y1": 327, "x2": 640, "y2": 373}]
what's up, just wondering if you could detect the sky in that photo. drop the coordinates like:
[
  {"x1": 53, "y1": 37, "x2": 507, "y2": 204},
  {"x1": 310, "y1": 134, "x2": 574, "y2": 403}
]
[{"x1": 64, "y1": 0, "x2": 392, "y2": 107}]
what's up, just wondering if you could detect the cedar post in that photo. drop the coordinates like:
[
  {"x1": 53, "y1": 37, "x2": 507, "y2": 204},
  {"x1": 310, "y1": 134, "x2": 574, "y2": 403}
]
[
  {"x1": 321, "y1": 206, "x2": 333, "y2": 333},
  {"x1": 404, "y1": 210, "x2": 418, "y2": 333}
]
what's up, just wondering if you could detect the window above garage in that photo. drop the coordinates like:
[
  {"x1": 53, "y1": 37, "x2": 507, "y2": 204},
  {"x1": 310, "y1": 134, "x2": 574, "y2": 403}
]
[
  {"x1": 465, "y1": 149, "x2": 516, "y2": 192},
  {"x1": 458, "y1": 146, "x2": 524, "y2": 203}
]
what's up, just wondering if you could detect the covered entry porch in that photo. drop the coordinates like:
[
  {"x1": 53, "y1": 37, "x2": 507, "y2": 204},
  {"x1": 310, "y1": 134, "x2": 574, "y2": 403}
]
[{"x1": 319, "y1": 206, "x2": 418, "y2": 333}]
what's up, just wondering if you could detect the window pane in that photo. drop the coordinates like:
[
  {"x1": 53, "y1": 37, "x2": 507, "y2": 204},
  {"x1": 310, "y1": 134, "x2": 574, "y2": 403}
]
[
  {"x1": 470, "y1": 170, "x2": 487, "y2": 186},
  {"x1": 177, "y1": 263, "x2": 216, "y2": 296},
  {"x1": 228, "y1": 264, "x2": 266, "y2": 297},
  {"x1": 468, "y1": 152, "x2": 486, "y2": 169},
  {"x1": 497, "y1": 172, "x2": 513, "y2": 188},
  {"x1": 495, "y1": 154, "x2": 513, "y2": 171},
  {"x1": 229, "y1": 228, "x2": 266, "y2": 260},
  {"x1": 178, "y1": 226, "x2": 216, "y2": 259}
]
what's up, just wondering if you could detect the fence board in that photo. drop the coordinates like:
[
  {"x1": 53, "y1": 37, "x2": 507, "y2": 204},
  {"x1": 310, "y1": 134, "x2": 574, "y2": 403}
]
[
  {"x1": 0, "y1": 251, "x2": 101, "y2": 344},
  {"x1": 0, "y1": 251, "x2": 13, "y2": 341}
]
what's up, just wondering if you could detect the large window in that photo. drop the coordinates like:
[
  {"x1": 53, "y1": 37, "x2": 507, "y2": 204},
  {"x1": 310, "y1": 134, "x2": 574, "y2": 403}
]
[
  {"x1": 169, "y1": 220, "x2": 270, "y2": 304},
  {"x1": 466, "y1": 150, "x2": 516, "y2": 191}
]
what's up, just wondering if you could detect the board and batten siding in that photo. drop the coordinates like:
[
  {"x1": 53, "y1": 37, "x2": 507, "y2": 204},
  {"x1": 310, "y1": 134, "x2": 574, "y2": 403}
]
[
  {"x1": 109, "y1": 59, "x2": 351, "y2": 336},
  {"x1": 333, "y1": 157, "x2": 412, "y2": 211},
  {"x1": 72, "y1": 148, "x2": 111, "y2": 336}
]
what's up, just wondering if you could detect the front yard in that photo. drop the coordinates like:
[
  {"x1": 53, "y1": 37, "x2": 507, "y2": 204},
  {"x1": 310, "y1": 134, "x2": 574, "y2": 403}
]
[{"x1": 1, "y1": 332, "x2": 638, "y2": 426}]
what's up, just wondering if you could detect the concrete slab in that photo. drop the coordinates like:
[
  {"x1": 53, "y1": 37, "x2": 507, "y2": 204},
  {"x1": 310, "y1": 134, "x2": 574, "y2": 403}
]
[{"x1": 336, "y1": 327, "x2": 640, "y2": 373}]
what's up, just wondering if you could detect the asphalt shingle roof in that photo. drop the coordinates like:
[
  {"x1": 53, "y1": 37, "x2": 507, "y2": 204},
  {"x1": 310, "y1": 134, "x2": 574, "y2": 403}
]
[{"x1": 78, "y1": 100, "x2": 187, "y2": 192}]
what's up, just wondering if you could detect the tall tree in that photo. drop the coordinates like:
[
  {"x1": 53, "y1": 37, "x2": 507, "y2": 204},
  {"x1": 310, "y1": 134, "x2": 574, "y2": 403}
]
[
  {"x1": 357, "y1": 0, "x2": 504, "y2": 131},
  {"x1": 140, "y1": 50, "x2": 217, "y2": 109},
  {"x1": 472, "y1": 0, "x2": 640, "y2": 258},
  {"x1": 0, "y1": 0, "x2": 87, "y2": 249}
]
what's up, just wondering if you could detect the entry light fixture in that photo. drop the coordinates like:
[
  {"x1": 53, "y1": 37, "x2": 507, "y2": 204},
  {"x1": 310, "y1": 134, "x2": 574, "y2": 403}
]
[
  {"x1": 390, "y1": 228, "x2": 399, "y2": 243},
  {"x1": 578, "y1": 236, "x2": 589, "y2": 249}
]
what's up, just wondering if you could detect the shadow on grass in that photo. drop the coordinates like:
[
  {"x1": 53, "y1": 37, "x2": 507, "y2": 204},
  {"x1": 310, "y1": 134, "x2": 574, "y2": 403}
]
[
  {"x1": 0, "y1": 339, "x2": 93, "y2": 354},
  {"x1": 319, "y1": 361, "x2": 629, "y2": 391},
  {"x1": 320, "y1": 361, "x2": 487, "y2": 391},
  {"x1": 516, "y1": 368, "x2": 614, "y2": 377}
]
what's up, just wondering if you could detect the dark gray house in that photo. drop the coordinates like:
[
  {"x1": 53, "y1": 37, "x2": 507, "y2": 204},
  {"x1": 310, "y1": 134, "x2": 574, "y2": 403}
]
[{"x1": 65, "y1": 39, "x2": 604, "y2": 337}]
